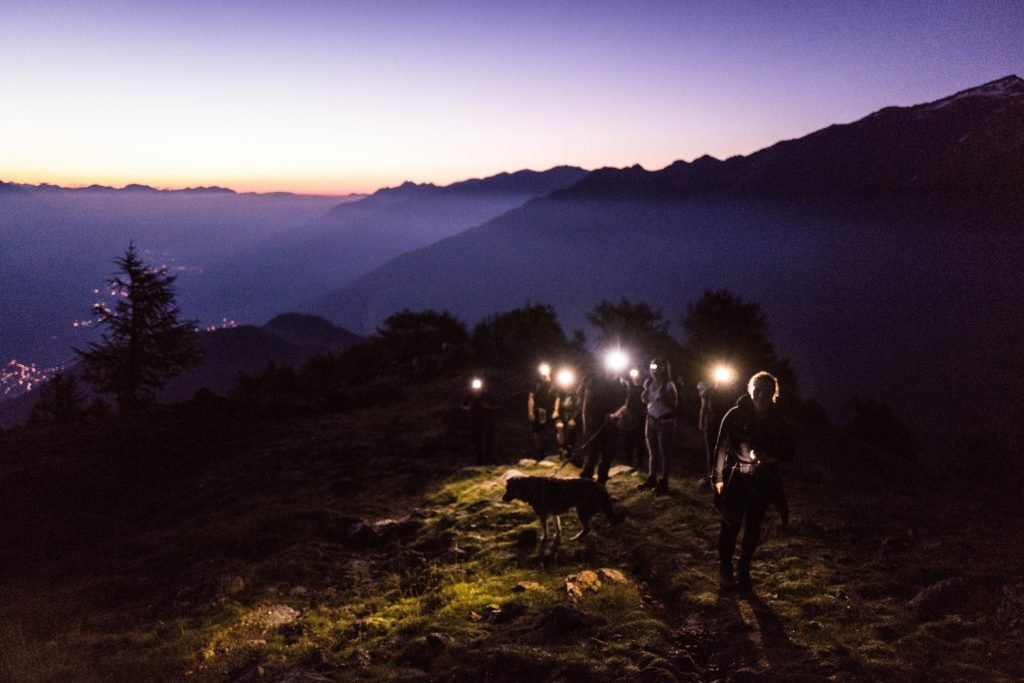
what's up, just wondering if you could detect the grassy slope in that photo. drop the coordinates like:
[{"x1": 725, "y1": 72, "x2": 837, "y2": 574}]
[{"x1": 1, "y1": 369, "x2": 1022, "y2": 682}]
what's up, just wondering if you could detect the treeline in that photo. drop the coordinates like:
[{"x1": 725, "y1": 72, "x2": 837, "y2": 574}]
[{"x1": 234, "y1": 291, "x2": 814, "y2": 417}]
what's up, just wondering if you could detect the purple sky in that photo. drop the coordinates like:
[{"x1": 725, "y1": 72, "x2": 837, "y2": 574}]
[{"x1": 1, "y1": 0, "x2": 1020, "y2": 194}]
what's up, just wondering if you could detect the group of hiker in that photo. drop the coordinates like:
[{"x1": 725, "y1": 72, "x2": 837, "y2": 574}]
[{"x1": 462, "y1": 353, "x2": 794, "y2": 591}]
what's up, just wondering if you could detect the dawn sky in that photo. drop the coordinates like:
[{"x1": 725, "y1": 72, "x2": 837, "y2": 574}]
[{"x1": 2, "y1": 0, "x2": 1021, "y2": 195}]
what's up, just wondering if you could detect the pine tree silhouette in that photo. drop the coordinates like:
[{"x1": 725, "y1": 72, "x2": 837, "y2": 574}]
[{"x1": 75, "y1": 243, "x2": 201, "y2": 412}]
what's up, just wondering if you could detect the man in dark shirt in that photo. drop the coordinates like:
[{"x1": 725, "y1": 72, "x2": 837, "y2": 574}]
[{"x1": 578, "y1": 366, "x2": 629, "y2": 486}]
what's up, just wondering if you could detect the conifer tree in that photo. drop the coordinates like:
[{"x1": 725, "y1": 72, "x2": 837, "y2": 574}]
[
  {"x1": 75, "y1": 243, "x2": 201, "y2": 412},
  {"x1": 29, "y1": 372, "x2": 85, "y2": 424}
]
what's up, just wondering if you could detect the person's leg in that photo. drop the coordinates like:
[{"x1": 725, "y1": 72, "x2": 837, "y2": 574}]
[
  {"x1": 641, "y1": 416, "x2": 658, "y2": 488},
  {"x1": 596, "y1": 428, "x2": 616, "y2": 485},
  {"x1": 718, "y1": 486, "x2": 744, "y2": 588},
  {"x1": 737, "y1": 483, "x2": 770, "y2": 590},
  {"x1": 657, "y1": 419, "x2": 675, "y2": 489}
]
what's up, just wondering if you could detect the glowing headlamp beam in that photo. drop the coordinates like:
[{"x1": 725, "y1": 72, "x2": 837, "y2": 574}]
[
  {"x1": 605, "y1": 350, "x2": 629, "y2": 374},
  {"x1": 556, "y1": 368, "x2": 576, "y2": 389},
  {"x1": 712, "y1": 364, "x2": 736, "y2": 384}
]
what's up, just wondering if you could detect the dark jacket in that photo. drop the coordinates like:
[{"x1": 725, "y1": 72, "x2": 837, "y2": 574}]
[{"x1": 714, "y1": 395, "x2": 794, "y2": 485}]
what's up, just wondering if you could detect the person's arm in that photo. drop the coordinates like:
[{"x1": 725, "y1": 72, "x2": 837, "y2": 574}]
[
  {"x1": 714, "y1": 409, "x2": 734, "y2": 492},
  {"x1": 552, "y1": 395, "x2": 561, "y2": 420},
  {"x1": 666, "y1": 381, "x2": 679, "y2": 412},
  {"x1": 527, "y1": 389, "x2": 535, "y2": 421}
]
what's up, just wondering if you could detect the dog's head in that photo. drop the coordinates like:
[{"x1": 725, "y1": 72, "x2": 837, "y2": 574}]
[{"x1": 502, "y1": 476, "x2": 525, "y2": 503}]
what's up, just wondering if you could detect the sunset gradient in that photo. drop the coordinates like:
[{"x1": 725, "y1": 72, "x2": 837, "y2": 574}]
[{"x1": 2, "y1": 1, "x2": 1021, "y2": 195}]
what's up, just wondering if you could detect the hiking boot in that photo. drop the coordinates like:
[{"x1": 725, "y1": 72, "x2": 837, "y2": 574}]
[
  {"x1": 737, "y1": 558, "x2": 753, "y2": 592},
  {"x1": 719, "y1": 561, "x2": 736, "y2": 591},
  {"x1": 637, "y1": 475, "x2": 657, "y2": 490}
]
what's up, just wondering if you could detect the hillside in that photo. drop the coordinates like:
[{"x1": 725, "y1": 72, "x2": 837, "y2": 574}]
[{"x1": 2, "y1": 365, "x2": 1022, "y2": 681}]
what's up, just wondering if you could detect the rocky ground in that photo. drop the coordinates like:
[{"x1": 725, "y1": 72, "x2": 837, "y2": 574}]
[{"x1": 1, "y1": 369, "x2": 1022, "y2": 681}]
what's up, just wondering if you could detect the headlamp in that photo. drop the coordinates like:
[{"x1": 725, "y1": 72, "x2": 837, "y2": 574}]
[
  {"x1": 605, "y1": 349, "x2": 629, "y2": 374},
  {"x1": 556, "y1": 368, "x2": 576, "y2": 389},
  {"x1": 629, "y1": 368, "x2": 639, "y2": 379},
  {"x1": 712, "y1": 364, "x2": 736, "y2": 384},
  {"x1": 538, "y1": 362, "x2": 551, "y2": 377},
  {"x1": 471, "y1": 378, "x2": 483, "y2": 390}
]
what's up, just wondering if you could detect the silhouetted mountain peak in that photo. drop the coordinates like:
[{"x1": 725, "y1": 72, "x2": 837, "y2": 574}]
[
  {"x1": 921, "y1": 74, "x2": 1024, "y2": 110},
  {"x1": 263, "y1": 313, "x2": 362, "y2": 349},
  {"x1": 560, "y1": 76, "x2": 1024, "y2": 200}
]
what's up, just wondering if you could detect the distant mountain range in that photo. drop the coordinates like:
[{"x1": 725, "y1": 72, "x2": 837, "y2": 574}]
[
  {"x1": 304, "y1": 75, "x2": 1024, "y2": 447},
  {"x1": 196, "y1": 166, "x2": 589, "y2": 324},
  {"x1": 561, "y1": 75, "x2": 1024, "y2": 200}
]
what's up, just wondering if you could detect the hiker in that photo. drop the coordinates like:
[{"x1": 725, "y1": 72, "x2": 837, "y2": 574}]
[
  {"x1": 552, "y1": 368, "x2": 580, "y2": 462},
  {"x1": 527, "y1": 363, "x2": 556, "y2": 459},
  {"x1": 462, "y1": 376, "x2": 497, "y2": 464},
  {"x1": 638, "y1": 357, "x2": 679, "y2": 493},
  {"x1": 622, "y1": 369, "x2": 647, "y2": 469},
  {"x1": 578, "y1": 363, "x2": 629, "y2": 486},
  {"x1": 714, "y1": 371, "x2": 794, "y2": 591}
]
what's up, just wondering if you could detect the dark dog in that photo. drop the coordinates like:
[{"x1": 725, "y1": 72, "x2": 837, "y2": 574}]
[{"x1": 502, "y1": 476, "x2": 625, "y2": 540}]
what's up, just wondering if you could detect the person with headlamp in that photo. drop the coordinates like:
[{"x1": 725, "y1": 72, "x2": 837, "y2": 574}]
[
  {"x1": 713, "y1": 371, "x2": 794, "y2": 591},
  {"x1": 527, "y1": 363, "x2": 556, "y2": 459},
  {"x1": 578, "y1": 351, "x2": 630, "y2": 486},
  {"x1": 699, "y1": 364, "x2": 738, "y2": 490},
  {"x1": 638, "y1": 357, "x2": 679, "y2": 493},
  {"x1": 622, "y1": 368, "x2": 647, "y2": 468},
  {"x1": 552, "y1": 368, "x2": 580, "y2": 462},
  {"x1": 461, "y1": 376, "x2": 496, "y2": 464}
]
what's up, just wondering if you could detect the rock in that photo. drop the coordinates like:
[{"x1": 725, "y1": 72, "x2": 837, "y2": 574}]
[
  {"x1": 567, "y1": 570, "x2": 602, "y2": 593},
  {"x1": 502, "y1": 468, "x2": 527, "y2": 481},
  {"x1": 598, "y1": 568, "x2": 629, "y2": 584},
  {"x1": 483, "y1": 603, "x2": 502, "y2": 621},
  {"x1": 908, "y1": 578, "x2": 966, "y2": 621},
  {"x1": 514, "y1": 581, "x2": 543, "y2": 592},
  {"x1": 607, "y1": 465, "x2": 634, "y2": 478},
  {"x1": 535, "y1": 459, "x2": 558, "y2": 468},
  {"x1": 244, "y1": 604, "x2": 299, "y2": 630},
  {"x1": 518, "y1": 458, "x2": 539, "y2": 466}
]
